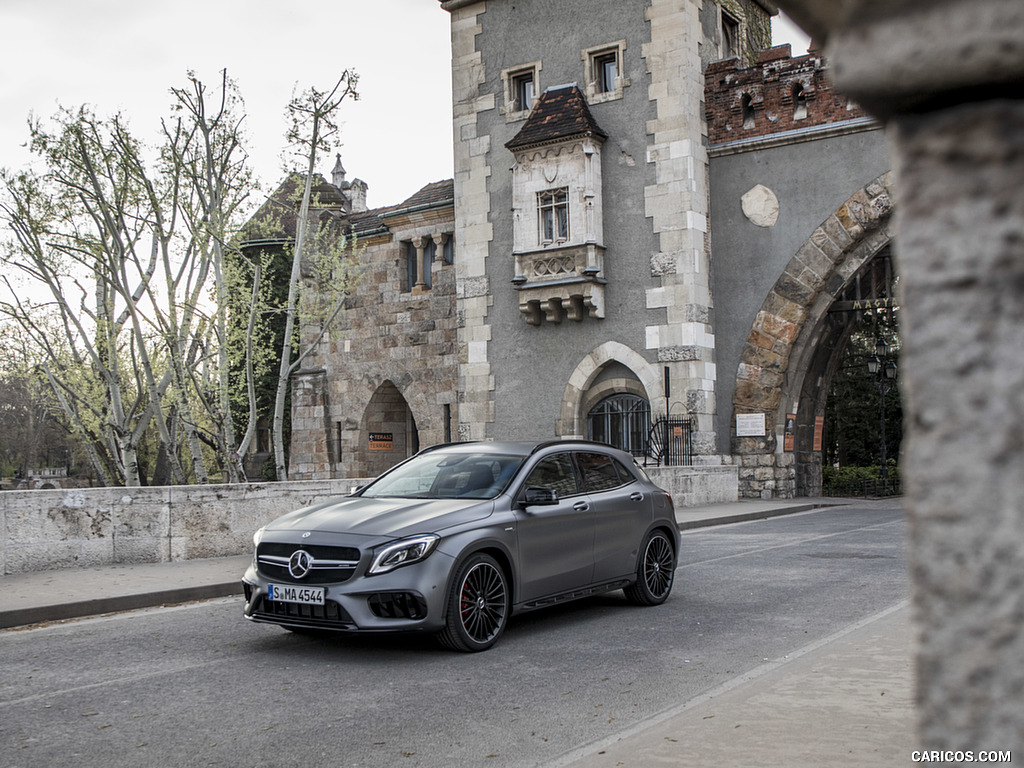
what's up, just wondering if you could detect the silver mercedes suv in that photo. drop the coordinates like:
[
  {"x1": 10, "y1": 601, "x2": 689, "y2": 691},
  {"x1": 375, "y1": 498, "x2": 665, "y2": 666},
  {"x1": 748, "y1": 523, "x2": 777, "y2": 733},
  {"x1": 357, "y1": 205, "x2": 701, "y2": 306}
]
[{"x1": 242, "y1": 440, "x2": 679, "y2": 651}]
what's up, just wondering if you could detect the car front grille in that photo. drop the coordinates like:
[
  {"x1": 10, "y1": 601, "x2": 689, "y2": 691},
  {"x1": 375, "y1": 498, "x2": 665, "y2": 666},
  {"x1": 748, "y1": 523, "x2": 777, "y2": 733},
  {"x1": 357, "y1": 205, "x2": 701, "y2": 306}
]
[
  {"x1": 256, "y1": 542, "x2": 361, "y2": 585},
  {"x1": 249, "y1": 591, "x2": 356, "y2": 629}
]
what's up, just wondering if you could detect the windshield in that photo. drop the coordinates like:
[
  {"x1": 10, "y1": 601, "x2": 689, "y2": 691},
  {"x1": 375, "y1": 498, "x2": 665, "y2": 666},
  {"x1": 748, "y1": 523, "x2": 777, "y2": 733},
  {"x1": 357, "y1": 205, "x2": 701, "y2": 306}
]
[{"x1": 361, "y1": 451, "x2": 525, "y2": 500}]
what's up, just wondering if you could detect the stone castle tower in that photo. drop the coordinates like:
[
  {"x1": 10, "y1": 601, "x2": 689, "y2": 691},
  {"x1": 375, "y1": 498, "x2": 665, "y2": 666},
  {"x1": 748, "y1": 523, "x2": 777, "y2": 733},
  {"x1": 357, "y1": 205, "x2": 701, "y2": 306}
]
[{"x1": 283, "y1": 0, "x2": 893, "y2": 501}]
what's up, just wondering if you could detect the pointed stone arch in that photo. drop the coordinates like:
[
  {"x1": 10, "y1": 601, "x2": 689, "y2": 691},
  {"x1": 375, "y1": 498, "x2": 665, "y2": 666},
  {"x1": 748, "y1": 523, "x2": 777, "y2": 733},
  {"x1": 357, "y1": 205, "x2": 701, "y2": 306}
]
[
  {"x1": 558, "y1": 341, "x2": 665, "y2": 438},
  {"x1": 342, "y1": 367, "x2": 453, "y2": 477},
  {"x1": 358, "y1": 380, "x2": 420, "y2": 477},
  {"x1": 731, "y1": 172, "x2": 897, "y2": 497}
]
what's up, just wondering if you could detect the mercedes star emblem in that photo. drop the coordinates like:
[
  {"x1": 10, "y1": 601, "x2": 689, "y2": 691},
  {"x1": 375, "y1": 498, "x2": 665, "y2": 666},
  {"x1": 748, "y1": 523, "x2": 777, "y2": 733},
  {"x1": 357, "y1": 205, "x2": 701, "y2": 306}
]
[{"x1": 288, "y1": 549, "x2": 314, "y2": 579}]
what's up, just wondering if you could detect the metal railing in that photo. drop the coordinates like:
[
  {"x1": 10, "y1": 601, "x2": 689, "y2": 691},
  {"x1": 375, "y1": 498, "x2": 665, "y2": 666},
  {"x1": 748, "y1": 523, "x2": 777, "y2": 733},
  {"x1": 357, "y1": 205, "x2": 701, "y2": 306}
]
[
  {"x1": 643, "y1": 417, "x2": 694, "y2": 467},
  {"x1": 823, "y1": 476, "x2": 902, "y2": 498}
]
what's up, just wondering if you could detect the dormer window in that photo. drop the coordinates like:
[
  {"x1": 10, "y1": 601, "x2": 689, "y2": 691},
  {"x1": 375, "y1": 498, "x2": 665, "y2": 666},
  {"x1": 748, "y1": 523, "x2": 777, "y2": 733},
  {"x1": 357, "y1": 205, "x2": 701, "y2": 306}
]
[{"x1": 539, "y1": 188, "x2": 569, "y2": 244}]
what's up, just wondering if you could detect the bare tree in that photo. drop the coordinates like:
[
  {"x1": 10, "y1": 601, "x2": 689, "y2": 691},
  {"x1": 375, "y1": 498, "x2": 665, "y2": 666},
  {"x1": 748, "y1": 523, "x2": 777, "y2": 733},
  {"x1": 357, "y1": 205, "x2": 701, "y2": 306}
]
[
  {"x1": 271, "y1": 73, "x2": 361, "y2": 481},
  {"x1": 163, "y1": 71, "x2": 257, "y2": 483},
  {"x1": 0, "y1": 73, "x2": 258, "y2": 485},
  {"x1": 1, "y1": 111, "x2": 167, "y2": 486}
]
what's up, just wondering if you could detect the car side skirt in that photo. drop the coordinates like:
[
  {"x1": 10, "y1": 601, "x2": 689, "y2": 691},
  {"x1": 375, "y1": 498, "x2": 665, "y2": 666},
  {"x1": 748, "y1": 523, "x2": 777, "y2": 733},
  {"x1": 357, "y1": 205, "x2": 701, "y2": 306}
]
[{"x1": 515, "y1": 577, "x2": 634, "y2": 611}]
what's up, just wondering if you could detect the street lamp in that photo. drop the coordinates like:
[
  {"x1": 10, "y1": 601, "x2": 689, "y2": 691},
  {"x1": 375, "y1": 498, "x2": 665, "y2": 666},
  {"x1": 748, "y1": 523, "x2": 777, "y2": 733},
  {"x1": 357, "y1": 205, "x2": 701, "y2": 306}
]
[{"x1": 867, "y1": 337, "x2": 898, "y2": 484}]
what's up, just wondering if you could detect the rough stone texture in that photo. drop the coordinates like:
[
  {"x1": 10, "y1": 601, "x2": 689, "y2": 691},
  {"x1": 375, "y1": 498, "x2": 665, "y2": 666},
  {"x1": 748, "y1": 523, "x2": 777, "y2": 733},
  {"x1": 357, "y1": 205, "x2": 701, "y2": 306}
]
[
  {"x1": 646, "y1": 465, "x2": 739, "y2": 508},
  {"x1": 0, "y1": 480, "x2": 371, "y2": 575},
  {"x1": 289, "y1": 199, "x2": 459, "y2": 480},
  {"x1": 893, "y1": 101, "x2": 1024, "y2": 753},
  {"x1": 773, "y1": 0, "x2": 1024, "y2": 755},
  {"x1": 449, "y1": 1, "x2": 496, "y2": 442},
  {"x1": 729, "y1": 172, "x2": 894, "y2": 498},
  {"x1": 740, "y1": 183, "x2": 780, "y2": 227}
]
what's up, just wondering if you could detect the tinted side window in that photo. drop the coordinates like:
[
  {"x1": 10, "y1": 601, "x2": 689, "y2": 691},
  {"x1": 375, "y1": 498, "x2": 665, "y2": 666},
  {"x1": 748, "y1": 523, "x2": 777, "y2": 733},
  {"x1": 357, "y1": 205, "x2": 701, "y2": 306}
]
[
  {"x1": 611, "y1": 457, "x2": 637, "y2": 485},
  {"x1": 524, "y1": 453, "x2": 579, "y2": 498},
  {"x1": 576, "y1": 452, "x2": 625, "y2": 493}
]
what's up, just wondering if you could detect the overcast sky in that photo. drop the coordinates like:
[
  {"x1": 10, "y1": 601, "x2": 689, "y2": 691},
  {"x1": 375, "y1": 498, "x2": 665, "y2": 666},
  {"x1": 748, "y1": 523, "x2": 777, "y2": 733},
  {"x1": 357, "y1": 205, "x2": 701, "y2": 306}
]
[{"x1": 0, "y1": 1, "x2": 810, "y2": 211}]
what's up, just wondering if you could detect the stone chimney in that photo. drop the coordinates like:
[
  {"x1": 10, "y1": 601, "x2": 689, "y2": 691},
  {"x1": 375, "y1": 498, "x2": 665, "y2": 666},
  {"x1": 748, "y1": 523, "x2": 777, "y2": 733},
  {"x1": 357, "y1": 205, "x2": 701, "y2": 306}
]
[{"x1": 348, "y1": 178, "x2": 369, "y2": 213}]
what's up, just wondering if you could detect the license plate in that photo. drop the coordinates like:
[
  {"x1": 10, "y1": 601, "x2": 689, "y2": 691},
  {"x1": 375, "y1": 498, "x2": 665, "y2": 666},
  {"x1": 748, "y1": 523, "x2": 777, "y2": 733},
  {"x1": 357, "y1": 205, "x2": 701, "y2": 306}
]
[{"x1": 267, "y1": 584, "x2": 325, "y2": 605}]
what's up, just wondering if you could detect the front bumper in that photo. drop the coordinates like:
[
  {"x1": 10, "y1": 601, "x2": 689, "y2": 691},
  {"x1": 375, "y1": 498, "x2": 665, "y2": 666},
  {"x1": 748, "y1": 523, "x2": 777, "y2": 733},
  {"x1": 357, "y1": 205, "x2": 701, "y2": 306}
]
[{"x1": 242, "y1": 550, "x2": 455, "y2": 634}]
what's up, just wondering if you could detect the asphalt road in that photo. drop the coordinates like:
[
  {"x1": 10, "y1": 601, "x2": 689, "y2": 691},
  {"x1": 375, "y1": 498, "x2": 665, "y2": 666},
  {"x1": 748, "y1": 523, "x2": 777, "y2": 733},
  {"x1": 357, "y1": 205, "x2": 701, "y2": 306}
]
[{"x1": 0, "y1": 500, "x2": 907, "y2": 768}]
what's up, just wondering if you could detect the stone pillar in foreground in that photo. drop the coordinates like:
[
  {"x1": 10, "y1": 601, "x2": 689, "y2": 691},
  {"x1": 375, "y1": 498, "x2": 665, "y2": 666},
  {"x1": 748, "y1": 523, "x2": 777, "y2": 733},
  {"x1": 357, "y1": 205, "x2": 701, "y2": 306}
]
[{"x1": 775, "y1": 0, "x2": 1024, "y2": 753}]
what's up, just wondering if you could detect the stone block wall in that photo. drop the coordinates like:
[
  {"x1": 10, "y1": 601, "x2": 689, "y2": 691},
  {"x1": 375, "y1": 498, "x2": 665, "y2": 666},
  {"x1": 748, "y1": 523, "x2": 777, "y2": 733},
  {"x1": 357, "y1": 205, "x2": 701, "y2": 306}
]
[
  {"x1": 734, "y1": 450, "x2": 797, "y2": 499},
  {"x1": 0, "y1": 479, "x2": 371, "y2": 576},
  {"x1": 289, "y1": 190, "x2": 459, "y2": 480},
  {"x1": 646, "y1": 464, "x2": 739, "y2": 508}
]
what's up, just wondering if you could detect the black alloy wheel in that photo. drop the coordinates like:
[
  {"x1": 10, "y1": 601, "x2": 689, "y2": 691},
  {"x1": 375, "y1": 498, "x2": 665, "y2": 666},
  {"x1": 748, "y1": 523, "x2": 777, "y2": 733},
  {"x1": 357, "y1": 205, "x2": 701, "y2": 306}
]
[
  {"x1": 624, "y1": 530, "x2": 676, "y2": 606},
  {"x1": 439, "y1": 552, "x2": 510, "y2": 652}
]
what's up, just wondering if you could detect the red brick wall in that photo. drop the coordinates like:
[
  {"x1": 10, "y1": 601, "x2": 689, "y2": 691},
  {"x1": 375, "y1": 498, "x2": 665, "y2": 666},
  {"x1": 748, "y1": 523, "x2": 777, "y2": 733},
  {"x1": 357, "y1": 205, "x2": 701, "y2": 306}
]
[{"x1": 704, "y1": 44, "x2": 872, "y2": 144}]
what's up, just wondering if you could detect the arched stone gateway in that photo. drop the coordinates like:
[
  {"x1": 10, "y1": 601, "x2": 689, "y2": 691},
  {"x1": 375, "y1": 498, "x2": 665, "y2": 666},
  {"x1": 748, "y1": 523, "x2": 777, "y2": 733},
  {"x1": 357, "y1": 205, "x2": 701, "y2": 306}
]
[
  {"x1": 731, "y1": 172, "x2": 897, "y2": 498},
  {"x1": 557, "y1": 341, "x2": 665, "y2": 442}
]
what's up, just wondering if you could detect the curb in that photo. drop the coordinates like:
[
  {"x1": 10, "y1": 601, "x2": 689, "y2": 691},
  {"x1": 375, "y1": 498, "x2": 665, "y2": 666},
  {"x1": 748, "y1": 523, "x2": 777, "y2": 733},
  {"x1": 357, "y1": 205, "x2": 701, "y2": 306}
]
[
  {"x1": 676, "y1": 503, "x2": 822, "y2": 531},
  {"x1": 1, "y1": 582, "x2": 244, "y2": 630}
]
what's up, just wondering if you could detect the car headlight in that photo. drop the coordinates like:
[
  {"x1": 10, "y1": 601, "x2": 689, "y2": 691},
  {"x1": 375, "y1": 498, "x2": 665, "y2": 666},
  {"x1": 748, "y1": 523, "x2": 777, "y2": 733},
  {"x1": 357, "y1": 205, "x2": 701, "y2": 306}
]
[{"x1": 368, "y1": 535, "x2": 440, "y2": 575}]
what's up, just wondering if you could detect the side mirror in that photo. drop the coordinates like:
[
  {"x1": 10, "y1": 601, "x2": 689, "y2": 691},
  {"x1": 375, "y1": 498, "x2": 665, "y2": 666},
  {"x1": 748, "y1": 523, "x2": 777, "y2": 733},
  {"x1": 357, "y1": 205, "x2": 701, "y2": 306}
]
[{"x1": 522, "y1": 486, "x2": 559, "y2": 507}]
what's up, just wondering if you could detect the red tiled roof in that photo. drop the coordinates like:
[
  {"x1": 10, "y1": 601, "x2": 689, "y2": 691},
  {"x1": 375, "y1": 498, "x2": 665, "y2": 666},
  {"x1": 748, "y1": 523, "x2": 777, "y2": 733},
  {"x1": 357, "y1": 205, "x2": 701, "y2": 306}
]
[
  {"x1": 352, "y1": 179, "x2": 455, "y2": 235},
  {"x1": 505, "y1": 84, "x2": 608, "y2": 151},
  {"x1": 389, "y1": 179, "x2": 455, "y2": 212}
]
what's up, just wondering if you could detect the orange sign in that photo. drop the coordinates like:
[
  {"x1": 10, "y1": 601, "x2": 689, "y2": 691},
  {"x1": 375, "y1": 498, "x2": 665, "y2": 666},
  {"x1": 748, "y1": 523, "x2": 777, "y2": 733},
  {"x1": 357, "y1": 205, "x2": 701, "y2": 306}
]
[
  {"x1": 784, "y1": 414, "x2": 796, "y2": 452},
  {"x1": 369, "y1": 432, "x2": 394, "y2": 451}
]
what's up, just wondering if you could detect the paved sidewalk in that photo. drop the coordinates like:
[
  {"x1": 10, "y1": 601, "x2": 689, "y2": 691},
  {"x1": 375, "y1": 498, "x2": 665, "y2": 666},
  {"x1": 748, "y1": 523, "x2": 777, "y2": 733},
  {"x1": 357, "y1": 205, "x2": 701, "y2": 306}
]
[
  {"x1": 556, "y1": 601, "x2": 915, "y2": 767},
  {"x1": 0, "y1": 554, "x2": 252, "y2": 629}
]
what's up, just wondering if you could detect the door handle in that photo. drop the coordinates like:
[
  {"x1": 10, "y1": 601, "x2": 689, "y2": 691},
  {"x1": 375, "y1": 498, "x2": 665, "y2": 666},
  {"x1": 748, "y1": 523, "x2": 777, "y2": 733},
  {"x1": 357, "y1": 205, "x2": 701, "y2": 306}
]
[
  {"x1": 573, "y1": 501, "x2": 590, "y2": 512},
  {"x1": 630, "y1": 492, "x2": 645, "y2": 502}
]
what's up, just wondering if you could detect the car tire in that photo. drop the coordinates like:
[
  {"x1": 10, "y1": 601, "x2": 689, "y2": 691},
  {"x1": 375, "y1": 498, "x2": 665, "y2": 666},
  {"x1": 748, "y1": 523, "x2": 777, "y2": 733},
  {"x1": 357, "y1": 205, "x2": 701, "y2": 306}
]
[
  {"x1": 438, "y1": 552, "x2": 510, "y2": 652},
  {"x1": 624, "y1": 529, "x2": 676, "y2": 606}
]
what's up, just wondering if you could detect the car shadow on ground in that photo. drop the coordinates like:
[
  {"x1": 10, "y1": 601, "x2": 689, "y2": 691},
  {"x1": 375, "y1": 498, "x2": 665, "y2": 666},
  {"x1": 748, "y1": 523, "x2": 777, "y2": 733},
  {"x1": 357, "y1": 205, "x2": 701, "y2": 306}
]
[{"x1": 244, "y1": 589, "x2": 666, "y2": 658}]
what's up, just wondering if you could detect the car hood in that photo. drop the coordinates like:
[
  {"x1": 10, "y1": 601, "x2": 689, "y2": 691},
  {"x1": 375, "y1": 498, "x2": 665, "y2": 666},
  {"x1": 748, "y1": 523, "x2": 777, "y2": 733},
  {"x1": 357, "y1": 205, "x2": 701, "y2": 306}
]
[{"x1": 263, "y1": 495, "x2": 494, "y2": 538}]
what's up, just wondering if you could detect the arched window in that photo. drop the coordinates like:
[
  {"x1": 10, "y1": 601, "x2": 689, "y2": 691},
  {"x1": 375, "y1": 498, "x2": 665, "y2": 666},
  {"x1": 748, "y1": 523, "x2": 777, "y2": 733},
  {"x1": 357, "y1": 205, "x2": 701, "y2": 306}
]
[
  {"x1": 587, "y1": 394, "x2": 651, "y2": 456},
  {"x1": 741, "y1": 93, "x2": 755, "y2": 129},
  {"x1": 792, "y1": 83, "x2": 808, "y2": 120}
]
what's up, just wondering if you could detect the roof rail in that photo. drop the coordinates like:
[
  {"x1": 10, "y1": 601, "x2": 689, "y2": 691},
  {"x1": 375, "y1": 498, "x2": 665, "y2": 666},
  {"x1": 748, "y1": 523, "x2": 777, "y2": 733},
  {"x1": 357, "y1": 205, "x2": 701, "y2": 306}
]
[
  {"x1": 416, "y1": 441, "x2": 480, "y2": 455},
  {"x1": 529, "y1": 439, "x2": 611, "y2": 455}
]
